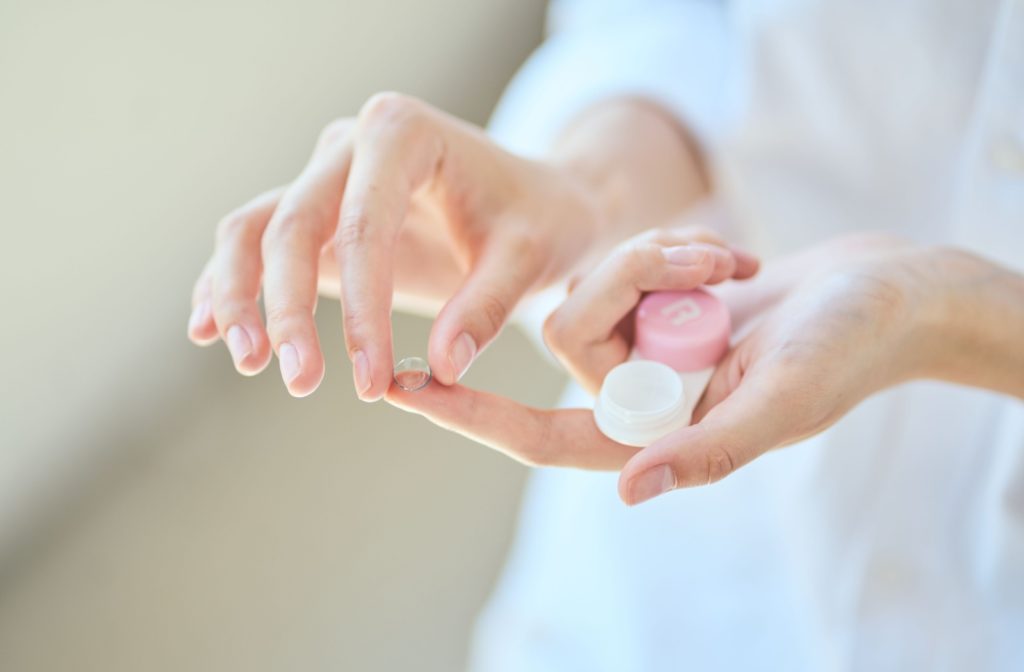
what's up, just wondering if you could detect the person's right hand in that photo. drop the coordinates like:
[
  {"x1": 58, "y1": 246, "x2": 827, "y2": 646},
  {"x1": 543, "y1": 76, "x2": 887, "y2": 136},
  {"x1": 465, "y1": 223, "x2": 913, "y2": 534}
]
[{"x1": 186, "y1": 93, "x2": 611, "y2": 399}]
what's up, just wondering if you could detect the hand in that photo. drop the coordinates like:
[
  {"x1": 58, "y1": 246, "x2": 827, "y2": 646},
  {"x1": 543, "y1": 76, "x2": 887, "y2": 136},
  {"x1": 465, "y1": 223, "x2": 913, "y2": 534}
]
[
  {"x1": 388, "y1": 232, "x2": 950, "y2": 507},
  {"x1": 384, "y1": 225, "x2": 758, "y2": 470},
  {"x1": 187, "y1": 93, "x2": 609, "y2": 398},
  {"x1": 623, "y1": 234, "x2": 1024, "y2": 504},
  {"x1": 619, "y1": 234, "x2": 934, "y2": 504}
]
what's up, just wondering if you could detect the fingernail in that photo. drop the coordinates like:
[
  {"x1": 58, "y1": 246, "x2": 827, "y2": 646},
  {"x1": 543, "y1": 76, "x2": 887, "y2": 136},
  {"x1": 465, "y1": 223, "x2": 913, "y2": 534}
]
[
  {"x1": 188, "y1": 300, "x2": 210, "y2": 333},
  {"x1": 352, "y1": 349, "x2": 371, "y2": 398},
  {"x1": 225, "y1": 325, "x2": 253, "y2": 367},
  {"x1": 278, "y1": 342, "x2": 301, "y2": 385},
  {"x1": 663, "y1": 246, "x2": 710, "y2": 266},
  {"x1": 627, "y1": 465, "x2": 676, "y2": 506},
  {"x1": 448, "y1": 332, "x2": 477, "y2": 382}
]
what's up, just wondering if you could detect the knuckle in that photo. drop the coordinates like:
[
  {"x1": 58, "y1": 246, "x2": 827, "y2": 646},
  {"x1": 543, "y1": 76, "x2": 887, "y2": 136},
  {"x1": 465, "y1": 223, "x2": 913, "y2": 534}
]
[
  {"x1": 516, "y1": 418, "x2": 555, "y2": 468},
  {"x1": 262, "y1": 303, "x2": 291, "y2": 326},
  {"x1": 704, "y1": 445, "x2": 736, "y2": 484},
  {"x1": 615, "y1": 242, "x2": 662, "y2": 281},
  {"x1": 215, "y1": 211, "x2": 254, "y2": 243},
  {"x1": 341, "y1": 303, "x2": 371, "y2": 336},
  {"x1": 358, "y1": 91, "x2": 423, "y2": 131},
  {"x1": 476, "y1": 291, "x2": 510, "y2": 335},
  {"x1": 335, "y1": 208, "x2": 378, "y2": 252},
  {"x1": 210, "y1": 295, "x2": 249, "y2": 324},
  {"x1": 263, "y1": 207, "x2": 324, "y2": 250},
  {"x1": 264, "y1": 304, "x2": 309, "y2": 338},
  {"x1": 316, "y1": 118, "x2": 353, "y2": 148},
  {"x1": 210, "y1": 272, "x2": 249, "y2": 303}
]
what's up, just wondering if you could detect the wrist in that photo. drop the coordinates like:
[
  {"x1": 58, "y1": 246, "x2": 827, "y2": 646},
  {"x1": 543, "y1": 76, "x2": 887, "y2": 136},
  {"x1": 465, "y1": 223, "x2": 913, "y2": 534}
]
[
  {"x1": 902, "y1": 246, "x2": 1024, "y2": 393},
  {"x1": 547, "y1": 98, "x2": 709, "y2": 251},
  {"x1": 888, "y1": 248, "x2": 955, "y2": 384}
]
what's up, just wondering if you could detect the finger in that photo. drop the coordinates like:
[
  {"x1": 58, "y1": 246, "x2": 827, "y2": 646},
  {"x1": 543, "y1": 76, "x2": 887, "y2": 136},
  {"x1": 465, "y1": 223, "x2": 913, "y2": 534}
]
[
  {"x1": 337, "y1": 94, "x2": 445, "y2": 401},
  {"x1": 427, "y1": 231, "x2": 545, "y2": 386},
  {"x1": 261, "y1": 120, "x2": 354, "y2": 397},
  {"x1": 692, "y1": 344, "x2": 748, "y2": 423},
  {"x1": 730, "y1": 246, "x2": 760, "y2": 279},
  {"x1": 645, "y1": 225, "x2": 759, "y2": 281},
  {"x1": 188, "y1": 259, "x2": 218, "y2": 345},
  {"x1": 543, "y1": 241, "x2": 717, "y2": 392},
  {"x1": 209, "y1": 187, "x2": 283, "y2": 375},
  {"x1": 618, "y1": 369, "x2": 787, "y2": 505},
  {"x1": 702, "y1": 244, "x2": 739, "y2": 284},
  {"x1": 644, "y1": 223, "x2": 727, "y2": 248},
  {"x1": 385, "y1": 381, "x2": 637, "y2": 470}
]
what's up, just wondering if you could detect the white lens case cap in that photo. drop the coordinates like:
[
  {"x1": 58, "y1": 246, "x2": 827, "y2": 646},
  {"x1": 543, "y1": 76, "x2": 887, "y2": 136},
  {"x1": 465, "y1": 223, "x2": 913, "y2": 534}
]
[{"x1": 594, "y1": 360, "x2": 690, "y2": 447}]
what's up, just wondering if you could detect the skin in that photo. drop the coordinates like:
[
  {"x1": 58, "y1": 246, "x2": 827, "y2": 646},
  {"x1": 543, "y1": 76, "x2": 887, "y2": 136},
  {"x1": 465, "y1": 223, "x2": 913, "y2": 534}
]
[
  {"x1": 188, "y1": 96, "x2": 709, "y2": 398},
  {"x1": 388, "y1": 233, "x2": 1024, "y2": 504},
  {"x1": 189, "y1": 94, "x2": 1024, "y2": 506}
]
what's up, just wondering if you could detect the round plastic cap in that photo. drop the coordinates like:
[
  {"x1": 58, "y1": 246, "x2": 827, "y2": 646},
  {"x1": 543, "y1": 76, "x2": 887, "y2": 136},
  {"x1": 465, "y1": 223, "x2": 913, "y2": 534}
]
[
  {"x1": 634, "y1": 289, "x2": 730, "y2": 372},
  {"x1": 593, "y1": 360, "x2": 689, "y2": 447}
]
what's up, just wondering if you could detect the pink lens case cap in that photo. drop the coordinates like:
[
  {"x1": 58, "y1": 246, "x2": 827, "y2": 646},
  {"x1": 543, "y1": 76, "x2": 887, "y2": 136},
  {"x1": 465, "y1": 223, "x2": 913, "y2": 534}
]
[{"x1": 634, "y1": 288, "x2": 731, "y2": 372}]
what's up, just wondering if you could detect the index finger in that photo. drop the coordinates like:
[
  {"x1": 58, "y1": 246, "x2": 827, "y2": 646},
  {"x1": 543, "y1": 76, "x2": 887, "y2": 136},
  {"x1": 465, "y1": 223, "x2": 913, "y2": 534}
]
[
  {"x1": 385, "y1": 382, "x2": 638, "y2": 470},
  {"x1": 544, "y1": 240, "x2": 719, "y2": 393}
]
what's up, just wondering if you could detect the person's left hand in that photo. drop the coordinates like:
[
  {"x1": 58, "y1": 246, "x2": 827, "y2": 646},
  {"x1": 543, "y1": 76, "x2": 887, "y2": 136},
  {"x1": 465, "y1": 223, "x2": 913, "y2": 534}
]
[
  {"x1": 385, "y1": 225, "x2": 759, "y2": 470},
  {"x1": 387, "y1": 233, "x2": 937, "y2": 505}
]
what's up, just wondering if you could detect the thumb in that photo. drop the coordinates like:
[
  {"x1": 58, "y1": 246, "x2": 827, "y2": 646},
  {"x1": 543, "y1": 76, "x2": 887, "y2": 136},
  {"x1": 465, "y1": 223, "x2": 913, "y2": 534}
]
[
  {"x1": 617, "y1": 374, "x2": 786, "y2": 505},
  {"x1": 427, "y1": 234, "x2": 544, "y2": 385}
]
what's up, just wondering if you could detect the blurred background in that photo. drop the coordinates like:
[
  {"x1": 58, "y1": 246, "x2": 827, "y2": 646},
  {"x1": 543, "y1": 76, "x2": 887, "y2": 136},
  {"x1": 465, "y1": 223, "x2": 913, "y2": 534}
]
[{"x1": 0, "y1": 1, "x2": 563, "y2": 669}]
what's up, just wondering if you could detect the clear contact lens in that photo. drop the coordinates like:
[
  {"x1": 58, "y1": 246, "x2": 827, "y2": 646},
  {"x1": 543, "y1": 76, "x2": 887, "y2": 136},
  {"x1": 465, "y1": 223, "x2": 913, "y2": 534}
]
[{"x1": 393, "y1": 356, "x2": 432, "y2": 392}]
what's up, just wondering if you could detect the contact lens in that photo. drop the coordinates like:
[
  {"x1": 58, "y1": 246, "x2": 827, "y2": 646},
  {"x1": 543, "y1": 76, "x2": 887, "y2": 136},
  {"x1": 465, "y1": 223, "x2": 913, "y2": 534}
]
[{"x1": 393, "y1": 356, "x2": 432, "y2": 392}]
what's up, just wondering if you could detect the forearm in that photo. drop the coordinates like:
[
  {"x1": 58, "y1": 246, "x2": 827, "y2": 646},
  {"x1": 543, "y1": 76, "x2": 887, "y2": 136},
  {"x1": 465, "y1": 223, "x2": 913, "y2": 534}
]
[
  {"x1": 547, "y1": 98, "x2": 709, "y2": 249},
  {"x1": 910, "y1": 247, "x2": 1024, "y2": 398}
]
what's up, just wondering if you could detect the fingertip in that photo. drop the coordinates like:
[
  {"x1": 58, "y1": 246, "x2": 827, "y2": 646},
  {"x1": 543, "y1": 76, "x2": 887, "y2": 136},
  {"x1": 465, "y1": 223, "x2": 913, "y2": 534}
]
[
  {"x1": 187, "y1": 301, "x2": 219, "y2": 346},
  {"x1": 338, "y1": 301, "x2": 395, "y2": 401},
  {"x1": 240, "y1": 332, "x2": 273, "y2": 376},
  {"x1": 662, "y1": 245, "x2": 712, "y2": 267},
  {"x1": 666, "y1": 243, "x2": 724, "y2": 286},
  {"x1": 426, "y1": 320, "x2": 478, "y2": 387},
  {"x1": 618, "y1": 463, "x2": 676, "y2": 506},
  {"x1": 351, "y1": 348, "x2": 372, "y2": 399},
  {"x1": 617, "y1": 425, "x2": 702, "y2": 503},
  {"x1": 278, "y1": 341, "x2": 325, "y2": 396},
  {"x1": 237, "y1": 349, "x2": 273, "y2": 376},
  {"x1": 188, "y1": 324, "x2": 220, "y2": 347},
  {"x1": 224, "y1": 324, "x2": 272, "y2": 376},
  {"x1": 350, "y1": 347, "x2": 392, "y2": 402},
  {"x1": 617, "y1": 469, "x2": 633, "y2": 505},
  {"x1": 706, "y1": 245, "x2": 738, "y2": 284},
  {"x1": 730, "y1": 247, "x2": 761, "y2": 279},
  {"x1": 426, "y1": 338, "x2": 454, "y2": 387},
  {"x1": 448, "y1": 332, "x2": 479, "y2": 386}
]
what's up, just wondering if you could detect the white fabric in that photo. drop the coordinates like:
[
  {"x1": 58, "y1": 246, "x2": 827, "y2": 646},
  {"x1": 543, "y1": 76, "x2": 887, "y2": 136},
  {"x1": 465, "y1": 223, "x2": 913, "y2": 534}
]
[{"x1": 476, "y1": 0, "x2": 1024, "y2": 670}]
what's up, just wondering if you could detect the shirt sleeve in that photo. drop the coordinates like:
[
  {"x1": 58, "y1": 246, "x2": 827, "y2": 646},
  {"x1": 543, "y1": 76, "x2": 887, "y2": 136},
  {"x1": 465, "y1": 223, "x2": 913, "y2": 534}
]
[{"x1": 487, "y1": 0, "x2": 733, "y2": 158}]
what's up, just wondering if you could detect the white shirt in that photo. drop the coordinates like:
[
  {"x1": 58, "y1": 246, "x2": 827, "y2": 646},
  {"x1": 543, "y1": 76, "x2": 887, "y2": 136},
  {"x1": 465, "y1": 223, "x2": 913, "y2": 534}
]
[{"x1": 475, "y1": 1, "x2": 1024, "y2": 670}]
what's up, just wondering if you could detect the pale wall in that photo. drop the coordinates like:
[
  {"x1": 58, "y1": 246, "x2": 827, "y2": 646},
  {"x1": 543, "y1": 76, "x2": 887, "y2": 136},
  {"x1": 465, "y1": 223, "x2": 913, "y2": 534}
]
[{"x1": 0, "y1": 1, "x2": 561, "y2": 670}]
